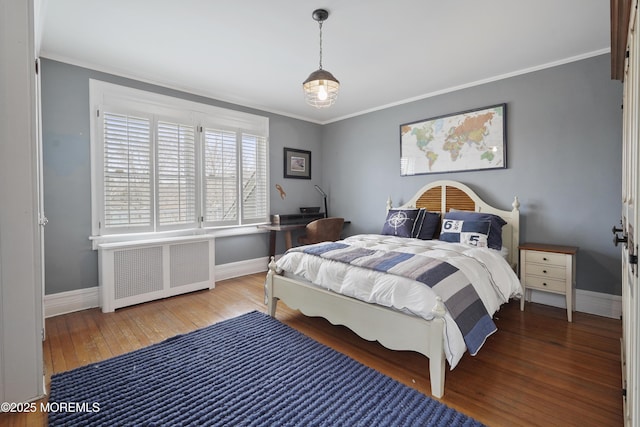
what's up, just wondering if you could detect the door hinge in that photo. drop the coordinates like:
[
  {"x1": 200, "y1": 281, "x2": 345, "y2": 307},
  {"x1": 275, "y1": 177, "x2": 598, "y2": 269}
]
[
  {"x1": 41, "y1": 328, "x2": 45, "y2": 342},
  {"x1": 630, "y1": 254, "x2": 638, "y2": 265}
]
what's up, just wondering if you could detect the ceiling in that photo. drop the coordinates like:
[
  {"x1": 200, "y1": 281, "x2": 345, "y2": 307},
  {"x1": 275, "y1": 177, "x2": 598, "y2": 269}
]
[{"x1": 38, "y1": 0, "x2": 611, "y2": 124}]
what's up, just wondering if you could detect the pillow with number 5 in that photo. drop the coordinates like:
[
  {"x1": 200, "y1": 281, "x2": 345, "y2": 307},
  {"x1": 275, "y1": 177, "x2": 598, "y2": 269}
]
[
  {"x1": 444, "y1": 210, "x2": 506, "y2": 250},
  {"x1": 438, "y1": 219, "x2": 491, "y2": 248}
]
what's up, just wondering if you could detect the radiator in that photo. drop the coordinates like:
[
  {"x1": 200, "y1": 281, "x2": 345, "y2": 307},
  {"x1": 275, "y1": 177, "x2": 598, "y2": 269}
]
[{"x1": 98, "y1": 237, "x2": 215, "y2": 312}]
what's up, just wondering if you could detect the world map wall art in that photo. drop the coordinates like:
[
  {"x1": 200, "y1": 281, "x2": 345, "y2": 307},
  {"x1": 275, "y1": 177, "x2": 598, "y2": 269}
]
[{"x1": 400, "y1": 103, "x2": 506, "y2": 175}]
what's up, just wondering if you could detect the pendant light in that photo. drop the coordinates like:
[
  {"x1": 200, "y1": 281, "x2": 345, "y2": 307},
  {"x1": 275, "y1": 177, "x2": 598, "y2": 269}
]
[{"x1": 302, "y1": 9, "x2": 340, "y2": 108}]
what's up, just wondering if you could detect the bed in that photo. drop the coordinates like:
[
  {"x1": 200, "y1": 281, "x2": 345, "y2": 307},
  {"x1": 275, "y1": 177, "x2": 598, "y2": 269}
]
[{"x1": 265, "y1": 180, "x2": 521, "y2": 398}]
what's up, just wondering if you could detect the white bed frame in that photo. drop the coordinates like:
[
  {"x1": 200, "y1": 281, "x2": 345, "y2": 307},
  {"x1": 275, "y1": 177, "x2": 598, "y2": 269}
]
[{"x1": 265, "y1": 180, "x2": 520, "y2": 398}]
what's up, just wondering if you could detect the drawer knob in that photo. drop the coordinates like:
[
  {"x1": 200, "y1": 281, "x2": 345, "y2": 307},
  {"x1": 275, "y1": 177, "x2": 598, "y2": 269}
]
[
  {"x1": 543, "y1": 257, "x2": 548, "y2": 261},
  {"x1": 543, "y1": 282, "x2": 548, "y2": 286},
  {"x1": 543, "y1": 270, "x2": 547, "y2": 273}
]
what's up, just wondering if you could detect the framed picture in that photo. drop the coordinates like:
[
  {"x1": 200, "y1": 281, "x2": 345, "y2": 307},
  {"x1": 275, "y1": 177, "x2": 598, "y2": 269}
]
[
  {"x1": 284, "y1": 147, "x2": 311, "y2": 179},
  {"x1": 400, "y1": 103, "x2": 506, "y2": 176}
]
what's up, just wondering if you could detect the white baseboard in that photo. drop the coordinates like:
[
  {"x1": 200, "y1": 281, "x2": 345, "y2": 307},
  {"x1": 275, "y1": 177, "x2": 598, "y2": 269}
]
[
  {"x1": 45, "y1": 257, "x2": 622, "y2": 320},
  {"x1": 215, "y1": 257, "x2": 269, "y2": 281},
  {"x1": 44, "y1": 287, "x2": 100, "y2": 318},
  {"x1": 526, "y1": 288, "x2": 622, "y2": 319}
]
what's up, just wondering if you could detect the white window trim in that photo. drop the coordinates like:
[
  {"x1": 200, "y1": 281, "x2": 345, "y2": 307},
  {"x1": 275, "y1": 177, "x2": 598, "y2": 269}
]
[{"x1": 89, "y1": 80, "x2": 269, "y2": 247}]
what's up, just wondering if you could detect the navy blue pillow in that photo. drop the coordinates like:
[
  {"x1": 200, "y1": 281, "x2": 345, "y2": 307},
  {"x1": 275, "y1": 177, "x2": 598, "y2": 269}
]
[
  {"x1": 443, "y1": 210, "x2": 506, "y2": 250},
  {"x1": 412, "y1": 209, "x2": 425, "y2": 237},
  {"x1": 413, "y1": 210, "x2": 441, "y2": 240},
  {"x1": 439, "y1": 219, "x2": 491, "y2": 247},
  {"x1": 381, "y1": 209, "x2": 421, "y2": 238}
]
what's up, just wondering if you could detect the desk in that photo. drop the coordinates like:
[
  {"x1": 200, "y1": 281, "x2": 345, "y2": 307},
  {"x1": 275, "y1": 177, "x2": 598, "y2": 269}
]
[
  {"x1": 258, "y1": 223, "x2": 306, "y2": 259},
  {"x1": 258, "y1": 220, "x2": 351, "y2": 259}
]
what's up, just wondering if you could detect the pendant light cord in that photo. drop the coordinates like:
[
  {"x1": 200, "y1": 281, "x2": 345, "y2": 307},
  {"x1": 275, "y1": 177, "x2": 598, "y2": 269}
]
[{"x1": 318, "y1": 20, "x2": 324, "y2": 70}]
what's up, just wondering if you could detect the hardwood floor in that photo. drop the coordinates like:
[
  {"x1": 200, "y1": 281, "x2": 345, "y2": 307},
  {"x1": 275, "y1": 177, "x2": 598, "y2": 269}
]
[{"x1": 1, "y1": 273, "x2": 623, "y2": 426}]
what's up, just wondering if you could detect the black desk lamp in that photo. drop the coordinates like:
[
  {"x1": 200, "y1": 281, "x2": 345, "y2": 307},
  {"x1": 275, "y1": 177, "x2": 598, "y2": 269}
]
[{"x1": 314, "y1": 185, "x2": 328, "y2": 218}]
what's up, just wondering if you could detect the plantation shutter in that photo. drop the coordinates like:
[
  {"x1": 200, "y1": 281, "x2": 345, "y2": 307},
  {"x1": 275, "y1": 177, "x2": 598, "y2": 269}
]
[
  {"x1": 203, "y1": 128, "x2": 238, "y2": 224},
  {"x1": 92, "y1": 81, "x2": 269, "y2": 237},
  {"x1": 156, "y1": 120, "x2": 197, "y2": 228},
  {"x1": 241, "y1": 133, "x2": 268, "y2": 223},
  {"x1": 102, "y1": 111, "x2": 153, "y2": 231}
]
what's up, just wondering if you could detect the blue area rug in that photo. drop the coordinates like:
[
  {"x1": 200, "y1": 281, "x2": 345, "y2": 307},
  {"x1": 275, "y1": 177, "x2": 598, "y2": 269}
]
[{"x1": 48, "y1": 311, "x2": 484, "y2": 426}]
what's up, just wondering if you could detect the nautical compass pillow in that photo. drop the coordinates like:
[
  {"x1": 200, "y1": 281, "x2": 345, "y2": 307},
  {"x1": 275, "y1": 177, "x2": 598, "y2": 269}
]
[
  {"x1": 381, "y1": 208, "x2": 421, "y2": 238},
  {"x1": 438, "y1": 219, "x2": 491, "y2": 247}
]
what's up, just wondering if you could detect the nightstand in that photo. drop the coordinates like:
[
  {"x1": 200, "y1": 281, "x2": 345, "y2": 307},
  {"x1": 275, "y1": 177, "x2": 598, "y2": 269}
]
[{"x1": 519, "y1": 242, "x2": 578, "y2": 322}]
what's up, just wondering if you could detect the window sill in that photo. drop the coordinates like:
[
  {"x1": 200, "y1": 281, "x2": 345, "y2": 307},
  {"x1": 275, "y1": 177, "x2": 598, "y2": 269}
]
[{"x1": 90, "y1": 224, "x2": 269, "y2": 250}]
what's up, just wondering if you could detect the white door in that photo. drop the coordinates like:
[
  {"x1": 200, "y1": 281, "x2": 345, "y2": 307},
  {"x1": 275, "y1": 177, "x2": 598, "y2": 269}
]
[
  {"x1": 619, "y1": 2, "x2": 640, "y2": 425},
  {"x1": 0, "y1": 0, "x2": 45, "y2": 404}
]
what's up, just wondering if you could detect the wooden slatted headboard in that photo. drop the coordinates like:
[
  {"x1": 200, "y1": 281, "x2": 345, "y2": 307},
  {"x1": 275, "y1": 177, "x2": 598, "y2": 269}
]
[
  {"x1": 414, "y1": 185, "x2": 477, "y2": 213},
  {"x1": 390, "y1": 180, "x2": 520, "y2": 270}
]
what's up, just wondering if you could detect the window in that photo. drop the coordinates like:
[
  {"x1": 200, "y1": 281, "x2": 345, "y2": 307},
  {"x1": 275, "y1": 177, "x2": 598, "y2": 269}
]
[
  {"x1": 201, "y1": 128, "x2": 268, "y2": 226},
  {"x1": 156, "y1": 120, "x2": 197, "y2": 229},
  {"x1": 102, "y1": 111, "x2": 153, "y2": 231},
  {"x1": 90, "y1": 80, "x2": 269, "y2": 237},
  {"x1": 203, "y1": 128, "x2": 238, "y2": 224}
]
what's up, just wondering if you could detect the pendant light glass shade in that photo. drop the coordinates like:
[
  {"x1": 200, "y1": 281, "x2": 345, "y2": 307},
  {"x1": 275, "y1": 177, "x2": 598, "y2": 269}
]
[{"x1": 303, "y1": 9, "x2": 340, "y2": 108}]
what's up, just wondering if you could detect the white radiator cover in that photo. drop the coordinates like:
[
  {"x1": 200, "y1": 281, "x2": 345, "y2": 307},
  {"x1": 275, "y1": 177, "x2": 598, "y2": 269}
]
[{"x1": 98, "y1": 237, "x2": 215, "y2": 312}]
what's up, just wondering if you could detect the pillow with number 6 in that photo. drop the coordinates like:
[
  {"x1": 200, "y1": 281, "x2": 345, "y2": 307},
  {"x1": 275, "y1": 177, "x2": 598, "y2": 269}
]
[
  {"x1": 438, "y1": 219, "x2": 491, "y2": 248},
  {"x1": 444, "y1": 210, "x2": 507, "y2": 250}
]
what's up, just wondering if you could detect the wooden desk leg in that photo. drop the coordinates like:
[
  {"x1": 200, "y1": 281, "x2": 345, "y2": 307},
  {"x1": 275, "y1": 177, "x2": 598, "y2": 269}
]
[
  {"x1": 284, "y1": 230, "x2": 293, "y2": 250},
  {"x1": 268, "y1": 230, "x2": 277, "y2": 258}
]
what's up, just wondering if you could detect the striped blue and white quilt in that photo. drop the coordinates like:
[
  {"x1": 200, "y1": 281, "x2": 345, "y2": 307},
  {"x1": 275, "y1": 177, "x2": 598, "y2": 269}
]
[
  {"x1": 277, "y1": 234, "x2": 522, "y2": 368},
  {"x1": 291, "y1": 241, "x2": 496, "y2": 356}
]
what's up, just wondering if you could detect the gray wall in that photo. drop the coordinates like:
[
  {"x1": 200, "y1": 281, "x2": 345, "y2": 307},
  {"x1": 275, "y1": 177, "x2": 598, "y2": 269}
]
[
  {"x1": 322, "y1": 54, "x2": 622, "y2": 295},
  {"x1": 42, "y1": 54, "x2": 623, "y2": 297},
  {"x1": 41, "y1": 59, "x2": 323, "y2": 294}
]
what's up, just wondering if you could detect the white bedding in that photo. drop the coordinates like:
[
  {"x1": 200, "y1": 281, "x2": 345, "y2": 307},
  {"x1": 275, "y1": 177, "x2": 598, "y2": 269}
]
[{"x1": 275, "y1": 234, "x2": 522, "y2": 368}]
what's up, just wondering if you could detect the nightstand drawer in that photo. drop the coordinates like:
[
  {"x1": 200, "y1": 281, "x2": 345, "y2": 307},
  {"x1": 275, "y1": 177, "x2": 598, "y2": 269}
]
[
  {"x1": 522, "y1": 275, "x2": 566, "y2": 293},
  {"x1": 523, "y1": 250, "x2": 566, "y2": 266},
  {"x1": 524, "y1": 263, "x2": 565, "y2": 279}
]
